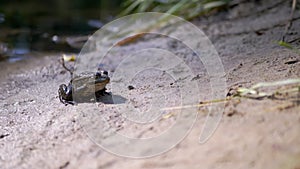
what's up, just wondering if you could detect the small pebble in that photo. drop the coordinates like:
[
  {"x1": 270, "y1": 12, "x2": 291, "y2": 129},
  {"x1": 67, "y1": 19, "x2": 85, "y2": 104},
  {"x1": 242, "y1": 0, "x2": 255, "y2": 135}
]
[
  {"x1": 128, "y1": 85, "x2": 135, "y2": 90},
  {"x1": 284, "y1": 59, "x2": 299, "y2": 65}
]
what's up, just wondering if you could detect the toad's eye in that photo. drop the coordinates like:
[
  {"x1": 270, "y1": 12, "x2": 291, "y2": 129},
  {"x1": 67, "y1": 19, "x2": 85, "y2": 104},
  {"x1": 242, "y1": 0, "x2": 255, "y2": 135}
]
[
  {"x1": 102, "y1": 70, "x2": 108, "y2": 76},
  {"x1": 95, "y1": 72, "x2": 101, "y2": 77}
]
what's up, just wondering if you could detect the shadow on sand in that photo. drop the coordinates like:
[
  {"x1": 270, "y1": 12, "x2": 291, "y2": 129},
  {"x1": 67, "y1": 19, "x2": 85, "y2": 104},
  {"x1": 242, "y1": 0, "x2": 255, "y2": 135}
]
[{"x1": 96, "y1": 94, "x2": 127, "y2": 104}]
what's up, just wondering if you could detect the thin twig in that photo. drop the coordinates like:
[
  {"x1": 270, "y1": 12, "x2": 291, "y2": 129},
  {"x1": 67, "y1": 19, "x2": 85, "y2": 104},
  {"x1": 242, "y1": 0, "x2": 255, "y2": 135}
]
[
  {"x1": 282, "y1": 0, "x2": 297, "y2": 41},
  {"x1": 60, "y1": 57, "x2": 73, "y2": 77},
  {"x1": 288, "y1": 37, "x2": 300, "y2": 43},
  {"x1": 161, "y1": 97, "x2": 233, "y2": 111},
  {"x1": 161, "y1": 79, "x2": 300, "y2": 111}
]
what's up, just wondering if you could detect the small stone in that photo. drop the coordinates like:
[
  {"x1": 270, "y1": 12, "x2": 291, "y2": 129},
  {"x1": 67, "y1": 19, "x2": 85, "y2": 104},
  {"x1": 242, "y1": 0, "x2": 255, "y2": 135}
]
[
  {"x1": 128, "y1": 85, "x2": 135, "y2": 90},
  {"x1": 284, "y1": 59, "x2": 299, "y2": 65}
]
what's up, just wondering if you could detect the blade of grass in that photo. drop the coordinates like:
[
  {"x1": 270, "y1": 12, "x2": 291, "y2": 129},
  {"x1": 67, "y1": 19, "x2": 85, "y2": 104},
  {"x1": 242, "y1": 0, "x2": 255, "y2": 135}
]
[
  {"x1": 138, "y1": 0, "x2": 155, "y2": 12},
  {"x1": 119, "y1": 0, "x2": 142, "y2": 16},
  {"x1": 251, "y1": 78, "x2": 300, "y2": 89},
  {"x1": 278, "y1": 40, "x2": 300, "y2": 55},
  {"x1": 203, "y1": 1, "x2": 227, "y2": 10},
  {"x1": 164, "y1": 0, "x2": 189, "y2": 15}
]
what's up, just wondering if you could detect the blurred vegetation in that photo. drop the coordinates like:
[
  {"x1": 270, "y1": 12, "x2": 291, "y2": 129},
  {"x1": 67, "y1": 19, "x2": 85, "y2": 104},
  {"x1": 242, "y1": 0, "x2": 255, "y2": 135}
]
[
  {"x1": 119, "y1": 0, "x2": 231, "y2": 19},
  {"x1": 1, "y1": 0, "x2": 299, "y2": 61},
  {"x1": 0, "y1": 0, "x2": 122, "y2": 33},
  {"x1": 0, "y1": 0, "x2": 123, "y2": 57}
]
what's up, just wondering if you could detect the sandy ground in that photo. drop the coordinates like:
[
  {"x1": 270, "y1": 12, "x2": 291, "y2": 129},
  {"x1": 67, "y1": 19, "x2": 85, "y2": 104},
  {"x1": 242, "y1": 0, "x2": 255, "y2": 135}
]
[{"x1": 1, "y1": 0, "x2": 300, "y2": 169}]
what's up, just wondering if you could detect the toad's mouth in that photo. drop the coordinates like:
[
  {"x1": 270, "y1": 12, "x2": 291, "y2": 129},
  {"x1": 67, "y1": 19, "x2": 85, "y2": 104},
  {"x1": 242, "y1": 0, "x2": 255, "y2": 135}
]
[
  {"x1": 94, "y1": 76, "x2": 110, "y2": 84},
  {"x1": 94, "y1": 78, "x2": 110, "y2": 91}
]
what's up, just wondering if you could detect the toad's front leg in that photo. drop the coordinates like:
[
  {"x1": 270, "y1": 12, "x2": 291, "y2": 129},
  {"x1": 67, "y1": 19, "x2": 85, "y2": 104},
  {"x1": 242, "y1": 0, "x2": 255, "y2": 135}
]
[
  {"x1": 58, "y1": 84, "x2": 75, "y2": 105},
  {"x1": 95, "y1": 87, "x2": 110, "y2": 97}
]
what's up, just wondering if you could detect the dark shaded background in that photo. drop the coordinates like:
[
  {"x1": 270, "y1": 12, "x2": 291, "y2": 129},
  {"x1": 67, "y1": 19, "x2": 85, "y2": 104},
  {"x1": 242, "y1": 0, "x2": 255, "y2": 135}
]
[{"x1": 0, "y1": 0, "x2": 122, "y2": 58}]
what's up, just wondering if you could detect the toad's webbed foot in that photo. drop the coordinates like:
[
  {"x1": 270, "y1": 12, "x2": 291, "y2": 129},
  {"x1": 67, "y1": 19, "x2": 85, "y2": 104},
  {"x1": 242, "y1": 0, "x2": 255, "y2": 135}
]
[
  {"x1": 95, "y1": 88, "x2": 110, "y2": 97},
  {"x1": 58, "y1": 84, "x2": 75, "y2": 105}
]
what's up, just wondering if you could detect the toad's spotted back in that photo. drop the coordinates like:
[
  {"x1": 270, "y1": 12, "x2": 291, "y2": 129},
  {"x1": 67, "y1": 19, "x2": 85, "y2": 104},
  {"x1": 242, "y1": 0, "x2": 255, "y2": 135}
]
[{"x1": 58, "y1": 70, "x2": 110, "y2": 105}]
